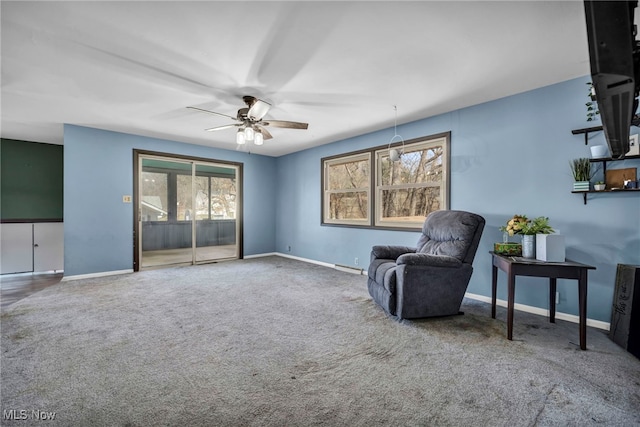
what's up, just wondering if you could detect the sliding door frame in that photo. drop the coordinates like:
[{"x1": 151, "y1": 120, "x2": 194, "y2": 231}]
[{"x1": 133, "y1": 149, "x2": 243, "y2": 272}]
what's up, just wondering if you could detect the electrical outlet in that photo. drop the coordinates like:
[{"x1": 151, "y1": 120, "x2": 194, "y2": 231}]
[
  {"x1": 122, "y1": 195, "x2": 132, "y2": 203},
  {"x1": 354, "y1": 257, "x2": 359, "y2": 265}
]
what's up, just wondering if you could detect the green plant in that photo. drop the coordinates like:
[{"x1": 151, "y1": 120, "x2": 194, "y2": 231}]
[
  {"x1": 570, "y1": 157, "x2": 592, "y2": 181},
  {"x1": 596, "y1": 180, "x2": 604, "y2": 185},
  {"x1": 586, "y1": 82, "x2": 599, "y2": 121},
  {"x1": 519, "y1": 216, "x2": 555, "y2": 235},
  {"x1": 500, "y1": 215, "x2": 555, "y2": 236}
]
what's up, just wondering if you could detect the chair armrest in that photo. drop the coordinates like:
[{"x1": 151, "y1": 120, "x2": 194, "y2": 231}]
[
  {"x1": 396, "y1": 253, "x2": 462, "y2": 268},
  {"x1": 371, "y1": 245, "x2": 417, "y2": 260}
]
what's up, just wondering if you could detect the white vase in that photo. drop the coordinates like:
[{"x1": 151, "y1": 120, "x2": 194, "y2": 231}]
[
  {"x1": 590, "y1": 145, "x2": 608, "y2": 158},
  {"x1": 522, "y1": 235, "x2": 535, "y2": 259}
]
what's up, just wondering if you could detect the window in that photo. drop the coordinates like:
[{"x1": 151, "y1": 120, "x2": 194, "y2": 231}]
[
  {"x1": 176, "y1": 174, "x2": 193, "y2": 221},
  {"x1": 323, "y1": 153, "x2": 371, "y2": 225},
  {"x1": 193, "y1": 176, "x2": 210, "y2": 220},
  {"x1": 210, "y1": 176, "x2": 237, "y2": 220},
  {"x1": 141, "y1": 172, "x2": 168, "y2": 221},
  {"x1": 140, "y1": 160, "x2": 238, "y2": 223},
  {"x1": 375, "y1": 137, "x2": 448, "y2": 228},
  {"x1": 322, "y1": 132, "x2": 450, "y2": 229}
]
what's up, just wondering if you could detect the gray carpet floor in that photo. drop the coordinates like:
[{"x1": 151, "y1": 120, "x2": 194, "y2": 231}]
[{"x1": 1, "y1": 256, "x2": 639, "y2": 426}]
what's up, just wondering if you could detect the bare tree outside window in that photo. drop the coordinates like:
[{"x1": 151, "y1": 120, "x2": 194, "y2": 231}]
[
  {"x1": 176, "y1": 175, "x2": 193, "y2": 221},
  {"x1": 322, "y1": 133, "x2": 449, "y2": 229},
  {"x1": 211, "y1": 177, "x2": 236, "y2": 219},
  {"x1": 324, "y1": 153, "x2": 370, "y2": 224},
  {"x1": 177, "y1": 175, "x2": 237, "y2": 220},
  {"x1": 377, "y1": 141, "x2": 446, "y2": 227}
]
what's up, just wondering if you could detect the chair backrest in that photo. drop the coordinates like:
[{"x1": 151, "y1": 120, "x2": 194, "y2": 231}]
[{"x1": 415, "y1": 210, "x2": 485, "y2": 264}]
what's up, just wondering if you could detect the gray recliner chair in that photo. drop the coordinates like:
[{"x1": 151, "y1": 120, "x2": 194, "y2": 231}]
[{"x1": 367, "y1": 210, "x2": 485, "y2": 319}]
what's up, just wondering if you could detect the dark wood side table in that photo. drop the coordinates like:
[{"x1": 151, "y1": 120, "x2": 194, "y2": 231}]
[{"x1": 490, "y1": 251, "x2": 596, "y2": 350}]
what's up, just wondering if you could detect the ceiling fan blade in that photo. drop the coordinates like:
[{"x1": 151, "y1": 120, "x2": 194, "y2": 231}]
[
  {"x1": 256, "y1": 126, "x2": 273, "y2": 140},
  {"x1": 247, "y1": 99, "x2": 271, "y2": 121},
  {"x1": 205, "y1": 124, "x2": 241, "y2": 132},
  {"x1": 187, "y1": 106, "x2": 239, "y2": 122},
  {"x1": 263, "y1": 120, "x2": 308, "y2": 130}
]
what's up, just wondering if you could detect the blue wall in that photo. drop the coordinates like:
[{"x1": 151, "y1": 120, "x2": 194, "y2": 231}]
[
  {"x1": 275, "y1": 76, "x2": 640, "y2": 323},
  {"x1": 63, "y1": 125, "x2": 277, "y2": 276},
  {"x1": 64, "y1": 76, "x2": 639, "y2": 322}
]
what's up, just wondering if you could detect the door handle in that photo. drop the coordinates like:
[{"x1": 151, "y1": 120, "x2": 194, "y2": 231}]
[{"x1": 33, "y1": 244, "x2": 39, "y2": 247}]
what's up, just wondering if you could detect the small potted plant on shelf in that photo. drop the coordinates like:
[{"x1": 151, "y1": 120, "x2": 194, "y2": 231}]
[
  {"x1": 594, "y1": 181, "x2": 606, "y2": 191},
  {"x1": 570, "y1": 157, "x2": 592, "y2": 191}
]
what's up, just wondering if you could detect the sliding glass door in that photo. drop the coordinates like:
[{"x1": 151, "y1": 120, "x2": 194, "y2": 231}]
[
  {"x1": 193, "y1": 163, "x2": 238, "y2": 262},
  {"x1": 136, "y1": 153, "x2": 240, "y2": 270}
]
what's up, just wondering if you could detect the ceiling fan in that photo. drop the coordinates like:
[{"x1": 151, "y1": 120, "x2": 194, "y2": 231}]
[{"x1": 187, "y1": 96, "x2": 308, "y2": 145}]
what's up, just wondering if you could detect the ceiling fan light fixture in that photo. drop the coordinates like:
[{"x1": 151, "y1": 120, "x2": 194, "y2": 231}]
[
  {"x1": 254, "y1": 131, "x2": 264, "y2": 146},
  {"x1": 248, "y1": 99, "x2": 271, "y2": 121},
  {"x1": 244, "y1": 126, "x2": 255, "y2": 141},
  {"x1": 236, "y1": 129, "x2": 246, "y2": 145},
  {"x1": 188, "y1": 97, "x2": 308, "y2": 147}
]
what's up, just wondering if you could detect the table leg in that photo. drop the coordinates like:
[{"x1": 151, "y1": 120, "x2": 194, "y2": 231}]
[
  {"x1": 491, "y1": 264, "x2": 498, "y2": 319},
  {"x1": 507, "y1": 268, "x2": 515, "y2": 341},
  {"x1": 579, "y1": 270, "x2": 588, "y2": 350},
  {"x1": 549, "y1": 278, "x2": 556, "y2": 323}
]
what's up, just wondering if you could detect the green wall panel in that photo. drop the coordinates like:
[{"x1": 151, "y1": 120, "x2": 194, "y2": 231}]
[{"x1": 1, "y1": 139, "x2": 63, "y2": 220}]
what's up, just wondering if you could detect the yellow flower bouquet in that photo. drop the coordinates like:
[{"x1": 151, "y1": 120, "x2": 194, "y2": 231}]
[{"x1": 500, "y1": 214, "x2": 529, "y2": 236}]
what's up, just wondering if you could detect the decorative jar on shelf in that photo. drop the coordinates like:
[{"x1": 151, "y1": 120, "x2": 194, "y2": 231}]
[{"x1": 573, "y1": 181, "x2": 590, "y2": 192}]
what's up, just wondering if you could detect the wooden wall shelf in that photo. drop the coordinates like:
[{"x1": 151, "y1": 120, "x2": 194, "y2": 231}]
[{"x1": 572, "y1": 188, "x2": 640, "y2": 204}]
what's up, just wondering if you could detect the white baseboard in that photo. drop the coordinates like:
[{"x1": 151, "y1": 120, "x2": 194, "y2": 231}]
[
  {"x1": 59, "y1": 252, "x2": 310, "y2": 281},
  {"x1": 252, "y1": 252, "x2": 364, "y2": 274},
  {"x1": 334, "y1": 264, "x2": 365, "y2": 275},
  {"x1": 243, "y1": 252, "x2": 278, "y2": 259},
  {"x1": 61, "y1": 269, "x2": 133, "y2": 281},
  {"x1": 263, "y1": 254, "x2": 610, "y2": 331},
  {"x1": 1, "y1": 270, "x2": 63, "y2": 278},
  {"x1": 465, "y1": 292, "x2": 610, "y2": 331},
  {"x1": 273, "y1": 252, "x2": 335, "y2": 269}
]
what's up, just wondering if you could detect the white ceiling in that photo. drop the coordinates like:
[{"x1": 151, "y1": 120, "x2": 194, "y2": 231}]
[{"x1": 2, "y1": 1, "x2": 594, "y2": 157}]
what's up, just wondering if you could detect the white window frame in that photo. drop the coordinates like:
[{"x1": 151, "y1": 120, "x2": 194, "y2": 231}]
[{"x1": 322, "y1": 152, "x2": 371, "y2": 226}]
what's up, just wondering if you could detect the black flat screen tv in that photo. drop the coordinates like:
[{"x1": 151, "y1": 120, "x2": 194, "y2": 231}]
[{"x1": 584, "y1": 0, "x2": 640, "y2": 158}]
